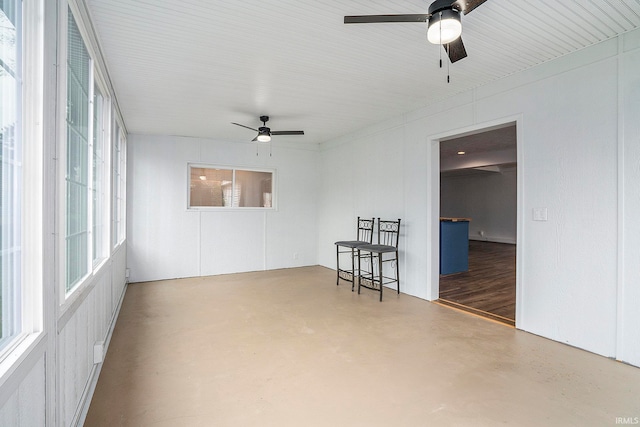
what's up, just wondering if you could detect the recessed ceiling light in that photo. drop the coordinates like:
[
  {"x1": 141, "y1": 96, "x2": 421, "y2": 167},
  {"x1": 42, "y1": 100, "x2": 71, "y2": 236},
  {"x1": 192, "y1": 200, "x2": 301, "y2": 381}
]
[{"x1": 457, "y1": 151, "x2": 466, "y2": 155}]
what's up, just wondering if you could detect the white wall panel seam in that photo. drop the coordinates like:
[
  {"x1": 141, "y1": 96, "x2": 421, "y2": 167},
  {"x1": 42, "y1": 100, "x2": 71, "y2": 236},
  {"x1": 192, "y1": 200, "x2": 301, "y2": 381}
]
[{"x1": 615, "y1": 35, "x2": 626, "y2": 362}]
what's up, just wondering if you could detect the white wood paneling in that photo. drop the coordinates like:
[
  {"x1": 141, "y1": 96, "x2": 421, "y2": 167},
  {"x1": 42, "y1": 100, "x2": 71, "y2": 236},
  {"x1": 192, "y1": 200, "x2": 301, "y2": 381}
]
[
  {"x1": 127, "y1": 134, "x2": 319, "y2": 282},
  {"x1": 201, "y1": 211, "x2": 267, "y2": 275},
  {"x1": 263, "y1": 147, "x2": 320, "y2": 270},
  {"x1": 620, "y1": 41, "x2": 640, "y2": 367},
  {"x1": 111, "y1": 245, "x2": 127, "y2": 314},
  {"x1": 57, "y1": 255, "x2": 128, "y2": 426},
  {"x1": 126, "y1": 135, "x2": 201, "y2": 282},
  {"x1": 85, "y1": 0, "x2": 640, "y2": 147},
  {"x1": 0, "y1": 356, "x2": 45, "y2": 426},
  {"x1": 318, "y1": 27, "x2": 640, "y2": 365}
]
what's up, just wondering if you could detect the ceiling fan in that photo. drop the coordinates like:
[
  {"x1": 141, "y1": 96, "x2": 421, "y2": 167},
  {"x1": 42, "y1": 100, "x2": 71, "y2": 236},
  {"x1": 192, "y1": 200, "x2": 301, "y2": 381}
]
[
  {"x1": 344, "y1": 0, "x2": 488, "y2": 64},
  {"x1": 231, "y1": 115, "x2": 304, "y2": 143}
]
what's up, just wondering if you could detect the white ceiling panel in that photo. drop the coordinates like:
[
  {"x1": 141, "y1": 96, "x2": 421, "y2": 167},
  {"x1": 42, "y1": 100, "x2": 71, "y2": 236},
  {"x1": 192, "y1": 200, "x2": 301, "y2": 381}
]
[{"x1": 85, "y1": 0, "x2": 640, "y2": 146}]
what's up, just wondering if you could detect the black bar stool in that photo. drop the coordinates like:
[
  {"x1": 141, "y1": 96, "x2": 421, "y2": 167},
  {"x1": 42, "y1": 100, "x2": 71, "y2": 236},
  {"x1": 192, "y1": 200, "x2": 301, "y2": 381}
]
[
  {"x1": 334, "y1": 217, "x2": 375, "y2": 291},
  {"x1": 358, "y1": 218, "x2": 401, "y2": 301}
]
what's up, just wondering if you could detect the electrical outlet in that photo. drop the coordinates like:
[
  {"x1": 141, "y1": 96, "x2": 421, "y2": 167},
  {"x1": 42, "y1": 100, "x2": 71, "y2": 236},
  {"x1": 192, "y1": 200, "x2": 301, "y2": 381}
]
[
  {"x1": 94, "y1": 342, "x2": 104, "y2": 364},
  {"x1": 293, "y1": 253, "x2": 299, "y2": 260}
]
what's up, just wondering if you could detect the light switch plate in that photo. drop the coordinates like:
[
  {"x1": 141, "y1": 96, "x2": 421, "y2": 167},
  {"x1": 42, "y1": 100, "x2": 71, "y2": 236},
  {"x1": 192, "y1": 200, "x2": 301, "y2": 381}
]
[{"x1": 533, "y1": 207, "x2": 548, "y2": 221}]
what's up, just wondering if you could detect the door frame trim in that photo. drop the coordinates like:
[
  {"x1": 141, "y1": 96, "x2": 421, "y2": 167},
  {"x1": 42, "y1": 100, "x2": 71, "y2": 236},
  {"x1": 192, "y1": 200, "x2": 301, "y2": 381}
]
[{"x1": 425, "y1": 114, "x2": 524, "y2": 328}]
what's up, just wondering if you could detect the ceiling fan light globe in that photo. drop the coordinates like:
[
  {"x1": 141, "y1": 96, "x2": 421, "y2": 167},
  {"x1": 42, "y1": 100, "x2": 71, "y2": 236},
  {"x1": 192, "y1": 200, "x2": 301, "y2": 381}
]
[
  {"x1": 427, "y1": 9, "x2": 461, "y2": 45},
  {"x1": 256, "y1": 126, "x2": 272, "y2": 142}
]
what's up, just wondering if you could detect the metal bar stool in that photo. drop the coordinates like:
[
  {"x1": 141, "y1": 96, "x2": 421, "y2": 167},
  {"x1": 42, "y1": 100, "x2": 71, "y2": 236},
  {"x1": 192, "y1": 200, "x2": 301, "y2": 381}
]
[
  {"x1": 357, "y1": 218, "x2": 401, "y2": 301},
  {"x1": 335, "y1": 217, "x2": 375, "y2": 291}
]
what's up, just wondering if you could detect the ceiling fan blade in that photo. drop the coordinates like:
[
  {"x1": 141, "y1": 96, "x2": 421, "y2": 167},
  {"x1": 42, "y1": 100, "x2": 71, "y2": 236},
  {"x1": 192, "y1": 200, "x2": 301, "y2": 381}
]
[
  {"x1": 344, "y1": 14, "x2": 429, "y2": 24},
  {"x1": 271, "y1": 131, "x2": 304, "y2": 136},
  {"x1": 460, "y1": 0, "x2": 488, "y2": 14},
  {"x1": 251, "y1": 136, "x2": 259, "y2": 142},
  {"x1": 231, "y1": 122, "x2": 258, "y2": 132},
  {"x1": 444, "y1": 37, "x2": 467, "y2": 63}
]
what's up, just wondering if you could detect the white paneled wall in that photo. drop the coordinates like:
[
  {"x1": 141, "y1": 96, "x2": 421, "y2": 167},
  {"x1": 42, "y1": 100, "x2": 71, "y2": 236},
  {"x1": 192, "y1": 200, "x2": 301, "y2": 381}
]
[
  {"x1": 0, "y1": 248, "x2": 127, "y2": 426},
  {"x1": 620, "y1": 36, "x2": 640, "y2": 368},
  {"x1": 0, "y1": 356, "x2": 45, "y2": 426},
  {"x1": 111, "y1": 245, "x2": 128, "y2": 317},
  {"x1": 58, "y1": 245, "x2": 127, "y2": 425},
  {"x1": 127, "y1": 135, "x2": 320, "y2": 283},
  {"x1": 318, "y1": 28, "x2": 640, "y2": 367}
]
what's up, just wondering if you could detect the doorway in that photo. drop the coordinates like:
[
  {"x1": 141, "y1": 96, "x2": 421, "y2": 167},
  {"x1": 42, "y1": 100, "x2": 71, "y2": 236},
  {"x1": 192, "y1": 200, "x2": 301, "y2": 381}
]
[{"x1": 431, "y1": 121, "x2": 520, "y2": 326}]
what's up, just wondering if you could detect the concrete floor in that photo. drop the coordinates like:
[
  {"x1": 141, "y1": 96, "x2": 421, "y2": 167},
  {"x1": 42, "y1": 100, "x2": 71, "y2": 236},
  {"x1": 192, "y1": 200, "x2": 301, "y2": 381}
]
[{"x1": 85, "y1": 266, "x2": 640, "y2": 426}]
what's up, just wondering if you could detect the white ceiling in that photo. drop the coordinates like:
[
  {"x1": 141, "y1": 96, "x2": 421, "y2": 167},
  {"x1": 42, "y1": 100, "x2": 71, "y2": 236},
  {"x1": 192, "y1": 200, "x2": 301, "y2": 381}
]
[
  {"x1": 440, "y1": 124, "x2": 516, "y2": 159},
  {"x1": 440, "y1": 124, "x2": 516, "y2": 174},
  {"x1": 86, "y1": 0, "x2": 640, "y2": 147}
]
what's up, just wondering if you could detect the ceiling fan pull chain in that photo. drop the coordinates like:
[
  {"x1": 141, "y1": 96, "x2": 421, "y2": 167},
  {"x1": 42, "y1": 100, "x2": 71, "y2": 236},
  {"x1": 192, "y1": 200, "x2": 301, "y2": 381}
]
[
  {"x1": 439, "y1": 11, "x2": 443, "y2": 69},
  {"x1": 447, "y1": 45, "x2": 450, "y2": 83}
]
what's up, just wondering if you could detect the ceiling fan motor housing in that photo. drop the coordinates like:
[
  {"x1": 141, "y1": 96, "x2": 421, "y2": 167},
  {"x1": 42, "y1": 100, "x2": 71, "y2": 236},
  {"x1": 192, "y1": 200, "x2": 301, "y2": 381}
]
[
  {"x1": 259, "y1": 116, "x2": 271, "y2": 139},
  {"x1": 428, "y1": 0, "x2": 462, "y2": 14}
]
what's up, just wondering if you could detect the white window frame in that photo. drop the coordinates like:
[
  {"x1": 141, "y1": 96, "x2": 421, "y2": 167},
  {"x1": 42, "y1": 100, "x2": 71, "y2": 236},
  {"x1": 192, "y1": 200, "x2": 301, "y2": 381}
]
[
  {"x1": 91, "y1": 74, "x2": 111, "y2": 269},
  {"x1": 1, "y1": 0, "x2": 23, "y2": 353},
  {"x1": 187, "y1": 163, "x2": 277, "y2": 210},
  {"x1": 59, "y1": 3, "x2": 92, "y2": 299},
  {"x1": 0, "y1": 0, "x2": 45, "y2": 378},
  {"x1": 58, "y1": 2, "x2": 112, "y2": 306},
  {"x1": 112, "y1": 121, "x2": 126, "y2": 249}
]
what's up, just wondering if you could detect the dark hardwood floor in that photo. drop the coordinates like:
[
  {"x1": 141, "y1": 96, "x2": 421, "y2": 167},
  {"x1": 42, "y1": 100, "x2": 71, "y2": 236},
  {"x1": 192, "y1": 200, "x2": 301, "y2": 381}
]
[{"x1": 438, "y1": 240, "x2": 516, "y2": 326}]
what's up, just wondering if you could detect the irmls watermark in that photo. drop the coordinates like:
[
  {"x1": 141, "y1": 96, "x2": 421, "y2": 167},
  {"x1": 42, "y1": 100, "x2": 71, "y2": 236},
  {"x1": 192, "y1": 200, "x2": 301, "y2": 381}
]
[{"x1": 616, "y1": 417, "x2": 640, "y2": 425}]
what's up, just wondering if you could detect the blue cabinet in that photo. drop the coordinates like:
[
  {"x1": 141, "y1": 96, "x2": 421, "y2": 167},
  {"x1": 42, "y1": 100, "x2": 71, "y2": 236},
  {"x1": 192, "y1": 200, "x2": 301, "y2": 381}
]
[{"x1": 440, "y1": 219, "x2": 470, "y2": 275}]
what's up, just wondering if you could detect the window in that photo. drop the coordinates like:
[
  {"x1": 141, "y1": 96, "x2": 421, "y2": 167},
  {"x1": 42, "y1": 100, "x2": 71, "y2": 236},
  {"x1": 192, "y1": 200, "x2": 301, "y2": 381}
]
[
  {"x1": 188, "y1": 165, "x2": 275, "y2": 209},
  {"x1": 0, "y1": 0, "x2": 22, "y2": 347},
  {"x1": 65, "y1": 7, "x2": 91, "y2": 292},
  {"x1": 63, "y1": 6, "x2": 113, "y2": 296},
  {"x1": 112, "y1": 122, "x2": 125, "y2": 247},
  {"x1": 92, "y1": 83, "x2": 108, "y2": 264}
]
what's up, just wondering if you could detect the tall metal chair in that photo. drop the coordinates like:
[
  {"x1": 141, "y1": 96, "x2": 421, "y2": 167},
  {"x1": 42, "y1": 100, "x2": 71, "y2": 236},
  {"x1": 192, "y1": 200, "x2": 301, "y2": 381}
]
[
  {"x1": 358, "y1": 218, "x2": 401, "y2": 301},
  {"x1": 335, "y1": 217, "x2": 375, "y2": 291}
]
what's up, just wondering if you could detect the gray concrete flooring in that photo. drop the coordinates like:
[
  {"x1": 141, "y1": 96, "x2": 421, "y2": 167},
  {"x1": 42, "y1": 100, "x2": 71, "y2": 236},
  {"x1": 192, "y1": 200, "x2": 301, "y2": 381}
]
[{"x1": 85, "y1": 266, "x2": 640, "y2": 426}]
